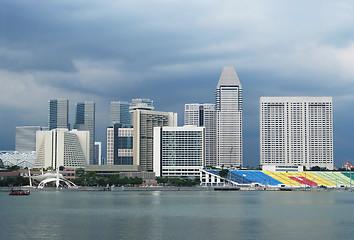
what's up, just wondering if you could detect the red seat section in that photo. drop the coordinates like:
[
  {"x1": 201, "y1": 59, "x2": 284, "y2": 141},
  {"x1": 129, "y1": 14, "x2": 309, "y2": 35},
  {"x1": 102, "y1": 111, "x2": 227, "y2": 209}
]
[{"x1": 289, "y1": 176, "x2": 318, "y2": 186}]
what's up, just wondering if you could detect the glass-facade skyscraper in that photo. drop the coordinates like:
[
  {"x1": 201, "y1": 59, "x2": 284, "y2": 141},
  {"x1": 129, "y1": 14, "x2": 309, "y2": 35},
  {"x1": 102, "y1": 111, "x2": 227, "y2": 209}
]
[
  {"x1": 74, "y1": 101, "x2": 95, "y2": 165},
  {"x1": 110, "y1": 101, "x2": 131, "y2": 126},
  {"x1": 215, "y1": 67, "x2": 243, "y2": 167},
  {"x1": 16, "y1": 126, "x2": 45, "y2": 152},
  {"x1": 48, "y1": 99, "x2": 69, "y2": 130}
]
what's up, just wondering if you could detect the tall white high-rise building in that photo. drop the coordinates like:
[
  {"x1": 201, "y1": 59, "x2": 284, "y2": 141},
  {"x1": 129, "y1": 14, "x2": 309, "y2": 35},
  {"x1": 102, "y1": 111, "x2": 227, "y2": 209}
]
[
  {"x1": 185, "y1": 103, "x2": 216, "y2": 167},
  {"x1": 260, "y1": 97, "x2": 333, "y2": 170},
  {"x1": 215, "y1": 67, "x2": 243, "y2": 167}
]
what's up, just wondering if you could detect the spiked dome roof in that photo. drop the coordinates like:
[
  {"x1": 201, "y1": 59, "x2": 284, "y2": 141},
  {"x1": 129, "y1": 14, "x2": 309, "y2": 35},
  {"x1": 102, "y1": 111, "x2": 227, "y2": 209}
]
[{"x1": 216, "y1": 66, "x2": 242, "y2": 88}]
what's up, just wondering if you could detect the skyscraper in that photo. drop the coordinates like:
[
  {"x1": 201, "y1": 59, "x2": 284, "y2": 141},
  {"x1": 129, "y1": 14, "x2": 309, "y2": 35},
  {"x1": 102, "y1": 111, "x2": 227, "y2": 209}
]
[
  {"x1": 260, "y1": 97, "x2": 333, "y2": 170},
  {"x1": 74, "y1": 101, "x2": 95, "y2": 165},
  {"x1": 185, "y1": 103, "x2": 216, "y2": 167},
  {"x1": 132, "y1": 109, "x2": 177, "y2": 171},
  {"x1": 215, "y1": 67, "x2": 243, "y2": 167},
  {"x1": 48, "y1": 99, "x2": 69, "y2": 130},
  {"x1": 16, "y1": 126, "x2": 46, "y2": 152},
  {"x1": 110, "y1": 101, "x2": 131, "y2": 126}
]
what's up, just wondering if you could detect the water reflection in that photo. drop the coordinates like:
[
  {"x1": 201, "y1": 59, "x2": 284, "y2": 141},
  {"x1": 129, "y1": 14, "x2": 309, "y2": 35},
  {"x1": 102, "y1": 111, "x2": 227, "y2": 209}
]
[{"x1": 0, "y1": 191, "x2": 353, "y2": 240}]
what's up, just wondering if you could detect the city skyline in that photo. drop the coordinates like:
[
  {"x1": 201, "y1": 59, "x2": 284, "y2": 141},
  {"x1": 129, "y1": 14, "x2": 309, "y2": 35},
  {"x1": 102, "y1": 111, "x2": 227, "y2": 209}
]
[{"x1": 1, "y1": 1, "x2": 354, "y2": 167}]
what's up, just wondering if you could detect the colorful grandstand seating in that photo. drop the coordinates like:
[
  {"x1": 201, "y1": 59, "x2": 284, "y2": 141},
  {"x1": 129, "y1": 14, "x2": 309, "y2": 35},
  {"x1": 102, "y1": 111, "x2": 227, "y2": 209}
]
[{"x1": 204, "y1": 170, "x2": 353, "y2": 187}]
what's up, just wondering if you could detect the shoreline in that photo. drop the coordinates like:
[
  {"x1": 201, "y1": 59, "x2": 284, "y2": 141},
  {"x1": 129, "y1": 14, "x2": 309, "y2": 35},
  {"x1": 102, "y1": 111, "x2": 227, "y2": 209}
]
[{"x1": 1, "y1": 186, "x2": 353, "y2": 192}]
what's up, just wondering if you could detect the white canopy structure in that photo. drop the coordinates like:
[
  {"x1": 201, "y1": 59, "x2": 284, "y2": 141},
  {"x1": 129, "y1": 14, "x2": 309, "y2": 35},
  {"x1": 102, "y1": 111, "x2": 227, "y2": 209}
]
[{"x1": 29, "y1": 168, "x2": 77, "y2": 189}]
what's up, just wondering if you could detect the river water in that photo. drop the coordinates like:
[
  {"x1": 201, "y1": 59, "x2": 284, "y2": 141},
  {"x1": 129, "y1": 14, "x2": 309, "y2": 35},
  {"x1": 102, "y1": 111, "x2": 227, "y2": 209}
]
[{"x1": 1, "y1": 190, "x2": 354, "y2": 240}]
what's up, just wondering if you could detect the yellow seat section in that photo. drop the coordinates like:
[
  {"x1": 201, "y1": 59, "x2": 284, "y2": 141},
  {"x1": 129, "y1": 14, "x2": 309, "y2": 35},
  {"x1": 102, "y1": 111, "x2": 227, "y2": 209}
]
[
  {"x1": 303, "y1": 172, "x2": 336, "y2": 186},
  {"x1": 263, "y1": 171, "x2": 301, "y2": 186}
]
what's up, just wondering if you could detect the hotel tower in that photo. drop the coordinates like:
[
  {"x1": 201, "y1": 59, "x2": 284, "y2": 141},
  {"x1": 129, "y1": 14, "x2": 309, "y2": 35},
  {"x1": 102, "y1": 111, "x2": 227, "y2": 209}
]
[{"x1": 216, "y1": 67, "x2": 243, "y2": 167}]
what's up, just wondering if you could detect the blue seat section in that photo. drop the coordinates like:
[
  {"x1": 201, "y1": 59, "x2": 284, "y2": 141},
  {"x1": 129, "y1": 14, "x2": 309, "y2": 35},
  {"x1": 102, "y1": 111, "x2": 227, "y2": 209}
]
[
  {"x1": 205, "y1": 170, "x2": 251, "y2": 184},
  {"x1": 228, "y1": 171, "x2": 253, "y2": 184},
  {"x1": 238, "y1": 171, "x2": 282, "y2": 186},
  {"x1": 204, "y1": 170, "x2": 282, "y2": 185},
  {"x1": 206, "y1": 170, "x2": 221, "y2": 176}
]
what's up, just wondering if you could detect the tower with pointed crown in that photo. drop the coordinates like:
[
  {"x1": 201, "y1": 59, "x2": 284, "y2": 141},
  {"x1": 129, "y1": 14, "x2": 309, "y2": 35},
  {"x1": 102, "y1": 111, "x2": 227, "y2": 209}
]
[{"x1": 215, "y1": 67, "x2": 243, "y2": 167}]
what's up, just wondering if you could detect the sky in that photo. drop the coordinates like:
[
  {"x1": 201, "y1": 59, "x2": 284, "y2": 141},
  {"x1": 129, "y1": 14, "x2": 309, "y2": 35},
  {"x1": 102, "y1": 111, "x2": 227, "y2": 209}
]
[{"x1": 1, "y1": 0, "x2": 354, "y2": 167}]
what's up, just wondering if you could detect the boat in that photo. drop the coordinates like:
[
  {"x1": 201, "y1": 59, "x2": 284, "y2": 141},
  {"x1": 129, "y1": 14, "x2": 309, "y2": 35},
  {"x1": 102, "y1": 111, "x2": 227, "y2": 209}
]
[{"x1": 9, "y1": 190, "x2": 30, "y2": 196}]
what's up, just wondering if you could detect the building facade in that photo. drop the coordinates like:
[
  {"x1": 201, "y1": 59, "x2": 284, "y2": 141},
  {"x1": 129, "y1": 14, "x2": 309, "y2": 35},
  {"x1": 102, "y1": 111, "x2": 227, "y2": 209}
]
[
  {"x1": 106, "y1": 124, "x2": 133, "y2": 166},
  {"x1": 94, "y1": 142, "x2": 102, "y2": 165},
  {"x1": 215, "y1": 67, "x2": 243, "y2": 168},
  {"x1": 48, "y1": 99, "x2": 69, "y2": 130},
  {"x1": 153, "y1": 126, "x2": 205, "y2": 178},
  {"x1": 34, "y1": 129, "x2": 90, "y2": 169},
  {"x1": 260, "y1": 97, "x2": 333, "y2": 170},
  {"x1": 16, "y1": 126, "x2": 46, "y2": 152},
  {"x1": 132, "y1": 109, "x2": 177, "y2": 171},
  {"x1": 74, "y1": 101, "x2": 95, "y2": 165},
  {"x1": 184, "y1": 103, "x2": 216, "y2": 167},
  {"x1": 110, "y1": 101, "x2": 131, "y2": 126}
]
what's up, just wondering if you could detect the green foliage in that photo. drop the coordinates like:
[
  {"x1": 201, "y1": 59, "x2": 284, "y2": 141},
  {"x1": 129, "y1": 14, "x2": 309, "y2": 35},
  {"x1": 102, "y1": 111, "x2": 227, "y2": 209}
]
[
  {"x1": 219, "y1": 169, "x2": 229, "y2": 179},
  {"x1": 156, "y1": 177, "x2": 200, "y2": 187},
  {"x1": 310, "y1": 166, "x2": 321, "y2": 171},
  {"x1": 5, "y1": 165, "x2": 20, "y2": 171},
  {"x1": 0, "y1": 176, "x2": 29, "y2": 187},
  {"x1": 73, "y1": 171, "x2": 144, "y2": 187},
  {"x1": 75, "y1": 168, "x2": 85, "y2": 178}
]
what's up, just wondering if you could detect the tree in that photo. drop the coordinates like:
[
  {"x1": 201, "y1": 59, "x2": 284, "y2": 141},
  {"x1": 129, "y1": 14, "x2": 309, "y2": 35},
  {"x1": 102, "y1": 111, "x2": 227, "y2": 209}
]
[
  {"x1": 97, "y1": 177, "x2": 107, "y2": 187},
  {"x1": 75, "y1": 168, "x2": 85, "y2": 178},
  {"x1": 219, "y1": 169, "x2": 229, "y2": 185},
  {"x1": 311, "y1": 166, "x2": 321, "y2": 171},
  {"x1": 219, "y1": 169, "x2": 229, "y2": 179}
]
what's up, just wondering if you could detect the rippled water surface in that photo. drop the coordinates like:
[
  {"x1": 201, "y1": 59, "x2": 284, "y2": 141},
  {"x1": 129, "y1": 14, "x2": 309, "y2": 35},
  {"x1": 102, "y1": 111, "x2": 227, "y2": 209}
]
[{"x1": 1, "y1": 190, "x2": 354, "y2": 240}]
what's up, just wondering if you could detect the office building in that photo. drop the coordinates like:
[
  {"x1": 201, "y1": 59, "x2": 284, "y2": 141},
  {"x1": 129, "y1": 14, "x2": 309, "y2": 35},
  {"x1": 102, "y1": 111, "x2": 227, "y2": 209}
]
[
  {"x1": 74, "y1": 101, "x2": 95, "y2": 165},
  {"x1": 132, "y1": 109, "x2": 177, "y2": 171},
  {"x1": 16, "y1": 126, "x2": 46, "y2": 152},
  {"x1": 110, "y1": 101, "x2": 131, "y2": 126},
  {"x1": 153, "y1": 126, "x2": 205, "y2": 178},
  {"x1": 215, "y1": 67, "x2": 243, "y2": 167},
  {"x1": 48, "y1": 99, "x2": 69, "y2": 130},
  {"x1": 185, "y1": 103, "x2": 216, "y2": 167},
  {"x1": 260, "y1": 97, "x2": 333, "y2": 170},
  {"x1": 106, "y1": 123, "x2": 133, "y2": 166},
  {"x1": 34, "y1": 129, "x2": 90, "y2": 169},
  {"x1": 94, "y1": 142, "x2": 102, "y2": 165}
]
